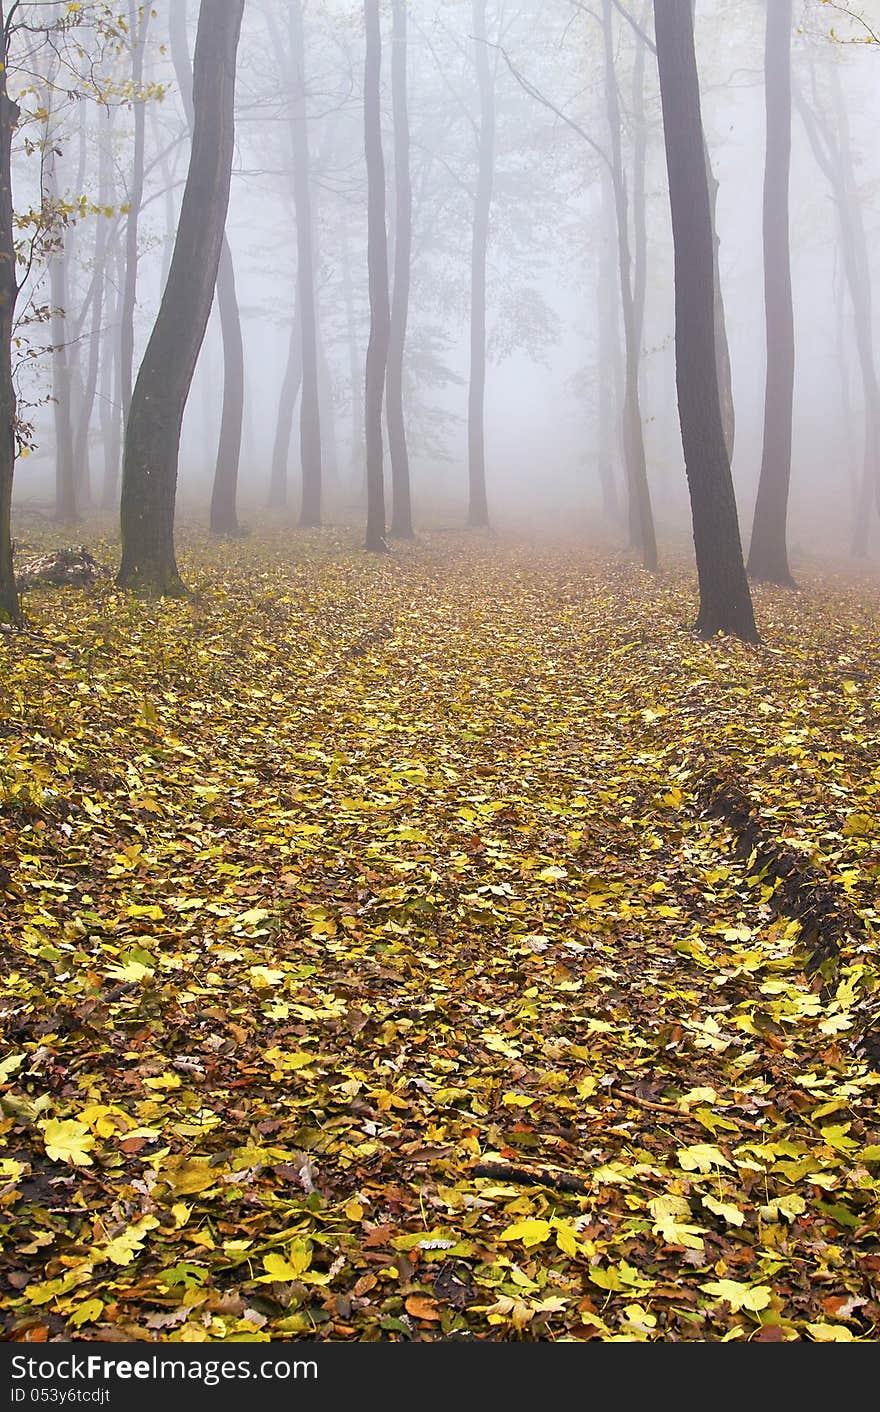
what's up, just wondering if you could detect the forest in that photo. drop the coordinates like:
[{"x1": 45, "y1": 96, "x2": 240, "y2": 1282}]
[{"x1": 0, "y1": 0, "x2": 878, "y2": 1350}]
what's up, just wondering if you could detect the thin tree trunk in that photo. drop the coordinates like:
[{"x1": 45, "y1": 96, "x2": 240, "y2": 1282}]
[
  {"x1": 289, "y1": 0, "x2": 322, "y2": 527},
  {"x1": 45, "y1": 123, "x2": 77, "y2": 523},
  {"x1": 363, "y1": 0, "x2": 390, "y2": 552},
  {"x1": 117, "y1": 0, "x2": 245, "y2": 594},
  {"x1": 120, "y1": 0, "x2": 150, "y2": 421},
  {"x1": 602, "y1": 0, "x2": 657, "y2": 569},
  {"x1": 748, "y1": 0, "x2": 795, "y2": 587},
  {"x1": 704, "y1": 139, "x2": 735, "y2": 463},
  {"x1": 209, "y1": 239, "x2": 244, "y2": 533},
  {"x1": 340, "y1": 219, "x2": 364, "y2": 494},
  {"x1": 0, "y1": 15, "x2": 20, "y2": 624},
  {"x1": 796, "y1": 63, "x2": 879, "y2": 556},
  {"x1": 268, "y1": 297, "x2": 302, "y2": 509},
  {"x1": 653, "y1": 0, "x2": 757, "y2": 641},
  {"x1": 100, "y1": 239, "x2": 124, "y2": 510},
  {"x1": 74, "y1": 113, "x2": 113, "y2": 508},
  {"x1": 468, "y1": 0, "x2": 493, "y2": 529},
  {"x1": 597, "y1": 169, "x2": 621, "y2": 521},
  {"x1": 386, "y1": 0, "x2": 413, "y2": 538}
]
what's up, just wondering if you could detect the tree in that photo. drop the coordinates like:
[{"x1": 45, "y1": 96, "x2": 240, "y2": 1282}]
[
  {"x1": 363, "y1": 0, "x2": 390, "y2": 553},
  {"x1": 387, "y1": 0, "x2": 413, "y2": 539},
  {"x1": 600, "y1": 0, "x2": 657, "y2": 569},
  {"x1": 747, "y1": 0, "x2": 795, "y2": 587},
  {"x1": 117, "y1": 0, "x2": 245, "y2": 594},
  {"x1": 288, "y1": 0, "x2": 322, "y2": 528},
  {"x1": 119, "y1": 0, "x2": 150, "y2": 422},
  {"x1": 169, "y1": 0, "x2": 244, "y2": 538},
  {"x1": 44, "y1": 103, "x2": 77, "y2": 524},
  {"x1": 0, "y1": 4, "x2": 19, "y2": 622},
  {"x1": 653, "y1": 0, "x2": 757, "y2": 641},
  {"x1": 467, "y1": 0, "x2": 494, "y2": 529}
]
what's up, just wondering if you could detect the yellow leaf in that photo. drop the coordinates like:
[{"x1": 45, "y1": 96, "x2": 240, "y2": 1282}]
[
  {"x1": 166, "y1": 1162, "x2": 219, "y2": 1195},
  {"x1": 700, "y1": 1280, "x2": 772, "y2": 1313},
  {"x1": 39, "y1": 1119, "x2": 94, "y2": 1167},
  {"x1": 805, "y1": 1323, "x2": 855, "y2": 1342},
  {"x1": 344, "y1": 1200, "x2": 364, "y2": 1222},
  {"x1": 553, "y1": 1220, "x2": 579, "y2": 1257},
  {"x1": 677, "y1": 1143, "x2": 734, "y2": 1173},
  {"x1": 262, "y1": 1240, "x2": 312, "y2": 1281},
  {"x1": 97, "y1": 1215, "x2": 159, "y2": 1266},
  {"x1": 499, "y1": 1218, "x2": 552, "y2": 1247}
]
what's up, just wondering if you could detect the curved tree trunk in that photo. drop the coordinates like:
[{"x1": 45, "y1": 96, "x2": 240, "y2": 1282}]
[
  {"x1": 117, "y1": 0, "x2": 244, "y2": 595},
  {"x1": 653, "y1": 0, "x2": 757, "y2": 641},
  {"x1": 748, "y1": 0, "x2": 795, "y2": 586},
  {"x1": 602, "y1": 0, "x2": 657, "y2": 570},
  {"x1": 0, "y1": 30, "x2": 20, "y2": 624},
  {"x1": 363, "y1": 0, "x2": 390, "y2": 552},
  {"x1": 74, "y1": 112, "x2": 113, "y2": 508},
  {"x1": 467, "y1": 0, "x2": 493, "y2": 529},
  {"x1": 46, "y1": 128, "x2": 77, "y2": 524},
  {"x1": 704, "y1": 141, "x2": 735, "y2": 463},
  {"x1": 387, "y1": 0, "x2": 413, "y2": 539}
]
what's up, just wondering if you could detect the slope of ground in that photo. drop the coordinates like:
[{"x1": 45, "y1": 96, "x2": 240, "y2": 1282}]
[{"x1": 1, "y1": 528, "x2": 878, "y2": 1341}]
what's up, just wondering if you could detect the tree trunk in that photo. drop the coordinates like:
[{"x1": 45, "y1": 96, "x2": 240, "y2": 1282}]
[
  {"x1": 467, "y1": 0, "x2": 493, "y2": 529},
  {"x1": 602, "y1": 0, "x2": 657, "y2": 570},
  {"x1": 74, "y1": 112, "x2": 113, "y2": 508},
  {"x1": 117, "y1": 0, "x2": 244, "y2": 595},
  {"x1": 796, "y1": 64, "x2": 879, "y2": 556},
  {"x1": 747, "y1": 0, "x2": 795, "y2": 587},
  {"x1": 100, "y1": 239, "x2": 124, "y2": 510},
  {"x1": 268, "y1": 296, "x2": 302, "y2": 509},
  {"x1": 386, "y1": 0, "x2": 413, "y2": 539},
  {"x1": 46, "y1": 132, "x2": 77, "y2": 524},
  {"x1": 170, "y1": 0, "x2": 244, "y2": 538},
  {"x1": 704, "y1": 140, "x2": 735, "y2": 463},
  {"x1": 597, "y1": 169, "x2": 621, "y2": 521},
  {"x1": 288, "y1": 0, "x2": 322, "y2": 528},
  {"x1": 0, "y1": 28, "x2": 20, "y2": 624},
  {"x1": 653, "y1": 0, "x2": 757, "y2": 641},
  {"x1": 363, "y1": 0, "x2": 390, "y2": 553},
  {"x1": 340, "y1": 219, "x2": 364, "y2": 494},
  {"x1": 120, "y1": 0, "x2": 150, "y2": 421}
]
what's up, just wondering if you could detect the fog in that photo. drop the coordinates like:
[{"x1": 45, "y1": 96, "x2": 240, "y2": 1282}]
[{"x1": 10, "y1": 0, "x2": 880, "y2": 562}]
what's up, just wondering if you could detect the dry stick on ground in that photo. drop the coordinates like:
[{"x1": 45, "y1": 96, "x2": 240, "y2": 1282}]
[{"x1": 470, "y1": 1161, "x2": 589, "y2": 1195}]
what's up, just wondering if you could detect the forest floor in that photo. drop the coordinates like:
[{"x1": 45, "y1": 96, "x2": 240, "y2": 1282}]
[{"x1": 1, "y1": 524, "x2": 879, "y2": 1342}]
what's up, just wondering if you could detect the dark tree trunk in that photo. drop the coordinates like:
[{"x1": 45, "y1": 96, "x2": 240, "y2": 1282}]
[
  {"x1": 120, "y1": 0, "x2": 150, "y2": 421},
  {"x1": 170, "y1": 0, "x2": 244, "y2": 538},
  {"x1": 117, "y1": 0, "x2": 244, "y2": 595},
  {"x1": 340, "y1": 220, "x2": 364, "y2": 494},
  {"x1": 268, "y1": 296, "x2": 302, "y2": 509},
  {"x1": 46, "y1": 132, "x2": 77, "y2": 524},
  {"x1": 653, "y1": 0, "x2": 758, "y2": 641},
  {"x1": 602, "y1": 0, "x2": 657, "y2": 570},
  {"x1": 748, "y1": 0, "x2": 795, "y2": 587},
  {"x1": 467, "y1": 0, "x2": 493, "y2": 529},
  {"x1": 288, "y1": 0, "x2": 322, "y2": 528},
  {"x1": 363, "y1": 0, "x2": 390, "y2": 553},
  {"x1": 209, "y1": 238, "x2": 244, "y2": 534},
  {"x1": 597, "y1": 169, "x2": 621, "y2": 521},
  {"x1": 0, "y1": 23, "x2": 20, "y2": 624},
  {"x1": 387, "y1": 0, "x2": 413, "y2": 539},
  {"x1": 631, "y1": 4, "x2": 648, "y2": 357},
  {"x1": 796, "y1": 65, "x2": 880, "y2": 556}
]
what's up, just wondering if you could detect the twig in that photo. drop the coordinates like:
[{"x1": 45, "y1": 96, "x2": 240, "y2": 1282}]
[{"x1": 471, "y1": 1160, "x2": 588, "y2": 1194}]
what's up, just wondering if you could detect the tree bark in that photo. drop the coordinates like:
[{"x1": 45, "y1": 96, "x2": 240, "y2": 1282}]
[
  {"x1": 340, "y1": 219, "x2": 364, "y2": 494},
  {"x1": 363, "y1": 0, "x2": 390, "y2": 552},
  {"x1": 653, "y1": 0, "x2": 757, "y2": 641},
  {"x1": 704, "y1": 139, "x2": 735, "y2": 463},
  {"x1": 267, "y1": 295, "x2": 302, "y2": 509},
  {"x1": 0, "y1": 19, "x2": 20, "y2": 624},
  {"x1": 387, "y1": 0, "x2": 413, "y2": 539},
  {"x1": 288, "y1": 0, "x2": 322, "y2": 528},
  {"x1": 602, "y1": 0, "x2": 657, "y2": 569},
  {"x1": 467, "y1": 0, "x2": 493, "y2": 529},
  {"x1": 99, "y1": 238, "x2": 124, "y2": 510},
  {"x1": 747, "y1": 0, "x2": 795, "y2": 587},
  {"x1": 120, "y1": 0, "x2": 150, "y2": 422},
  {"x1": 117, "y1": 0, "x2": 244, "y2": 595}
]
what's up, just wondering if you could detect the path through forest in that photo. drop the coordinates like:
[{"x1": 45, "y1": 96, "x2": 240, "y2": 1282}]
[{"x1": 1, "y1": 530, "x2": 878, "y2": 1340}]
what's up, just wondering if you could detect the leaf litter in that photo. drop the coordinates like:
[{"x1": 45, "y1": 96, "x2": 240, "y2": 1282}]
[{"x1": 0, "y1": 527, "x2": 878, "y2": 1342}]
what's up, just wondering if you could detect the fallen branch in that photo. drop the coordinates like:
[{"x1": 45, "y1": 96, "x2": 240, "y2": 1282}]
[{"x1": 470, "y1": 1160, "x2": 588, "y2": 1194}]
